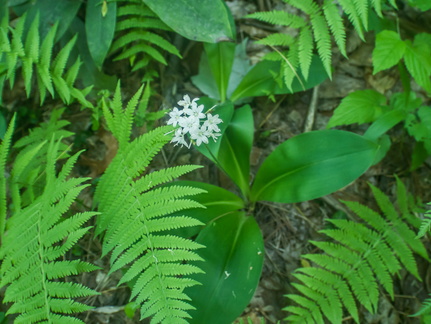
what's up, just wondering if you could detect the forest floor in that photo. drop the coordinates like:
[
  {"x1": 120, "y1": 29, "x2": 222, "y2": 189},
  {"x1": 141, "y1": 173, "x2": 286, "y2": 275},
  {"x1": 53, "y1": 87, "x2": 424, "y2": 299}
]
[{"x1": 5, "y1": 0, "x2": 431, "y2": 323}]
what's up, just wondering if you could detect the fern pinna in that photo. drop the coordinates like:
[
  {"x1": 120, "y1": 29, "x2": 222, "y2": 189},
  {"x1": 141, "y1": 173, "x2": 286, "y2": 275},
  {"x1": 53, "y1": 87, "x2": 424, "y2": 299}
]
[
  {"x1": 285, "y1": 178, "x2": 428, "y2": 323},
  {"x1": 0, "y1": 10, "x2": 92, "y2": 107},
  {"x1": 111, "y1": 0, "x2": 181, "y2": 75},
  {"x1": 246, "y1": 0, "x2": 398, "y2": 89},
  {"x1": 94, "y1": 84, "x2": 205, "y2": 323},
  {"x1": 0, "y1": 132, "x2": 99, "y2": 323}
]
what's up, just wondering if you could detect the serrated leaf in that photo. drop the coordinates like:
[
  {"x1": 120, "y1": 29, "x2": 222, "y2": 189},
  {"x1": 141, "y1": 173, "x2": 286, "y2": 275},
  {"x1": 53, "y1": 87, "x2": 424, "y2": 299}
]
[
  {"x1": 404, "y1": 40, "x2": 431, "y2": 93},
  {"x1": 373, "y1": 30, "x2": 406, "y2": 74},
  {"x1": 327, "y1": 90, "x2": 388, "y2": 128}
]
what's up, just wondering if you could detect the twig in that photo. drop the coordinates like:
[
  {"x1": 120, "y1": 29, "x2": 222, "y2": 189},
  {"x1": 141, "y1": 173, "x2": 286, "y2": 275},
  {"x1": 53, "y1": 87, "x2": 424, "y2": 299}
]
[{"x1": 303, "y1": 85, "x2": 320, "y2": 132}]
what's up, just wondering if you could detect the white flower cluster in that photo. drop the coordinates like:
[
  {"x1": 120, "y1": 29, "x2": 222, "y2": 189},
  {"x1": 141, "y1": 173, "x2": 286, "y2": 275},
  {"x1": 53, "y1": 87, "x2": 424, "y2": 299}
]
[{"x1": 167, "y1": 95, "x2": 223, "y2": 148}]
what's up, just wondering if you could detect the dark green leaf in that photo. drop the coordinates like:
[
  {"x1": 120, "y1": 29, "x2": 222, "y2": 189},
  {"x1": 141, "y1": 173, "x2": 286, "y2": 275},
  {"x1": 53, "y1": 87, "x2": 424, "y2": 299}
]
[
  {"x1": 142, "y1": 0, "x2": 235, "y2": 43},
  {"x1": 165, "y1": 180, "x2": 244, "y2": 238},
  {"x1": 86, "y1": 0, "x2": 117, "y2": 69},
  {"x1": 216, "y1": 105, "x2": 254, "y2": 198},
  {"x1": 186, "y1": 212, "x2": 264, "y2": 324},
  {"x1": 251, "y1": 130, "x2": 378, "y2": 204}
]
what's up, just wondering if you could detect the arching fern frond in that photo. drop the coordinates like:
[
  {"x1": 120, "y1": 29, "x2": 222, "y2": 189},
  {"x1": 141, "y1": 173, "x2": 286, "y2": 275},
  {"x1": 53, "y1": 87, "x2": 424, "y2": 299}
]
[
  {"x1": 0, "y1": 137, "x2": 99, "y2": 323},
  {"x1": 94, "y1": 84, "x2": 205, "y2": 323},
  {"x1": 285, "y1": 179, "x2": 428, "y2": 324},
  {"x1": 111, "y1": 0, "x2": 181, "y2": 74},
  {"x1": 0, "y1": 12, "x2": 92, "y2": 107},
  {"x1": 247, "y1": 0, "x2": 398, "y2": 88},
  {"x1": 10, "y1": 108, "x2": 74, "y2": 211}
]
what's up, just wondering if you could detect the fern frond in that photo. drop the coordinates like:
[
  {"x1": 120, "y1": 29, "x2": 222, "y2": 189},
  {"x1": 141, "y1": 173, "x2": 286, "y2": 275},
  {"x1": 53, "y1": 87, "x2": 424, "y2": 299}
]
[
  {"x1": 417, "y1": 204, "x2": 431, "y2": 238},
  {"x1": 95, "y1": 86, "x2": 205, "y2": 323},
  {"x1": 285, "y1": 180, "x2": 427, "y2": 323},
  {"x1": 0, "y1": 114, "x2": 15, "y2": 240},
  {"x1": 10, "y1": 108, "x2": 73, "y2": 210},
  {"x1": 111, "y1": 0, "x2": 181, "y2": 72},
  {"x1": 0, "y1": 138, "x2": 99, "y2": 323},
  {"x1": 0, "y1": 13, "x2": 92, "y2": 106}
]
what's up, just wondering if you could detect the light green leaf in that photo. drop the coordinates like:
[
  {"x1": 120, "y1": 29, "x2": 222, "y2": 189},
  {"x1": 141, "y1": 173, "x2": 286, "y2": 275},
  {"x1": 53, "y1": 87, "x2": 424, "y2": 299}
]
[
  {"x1": 142, "y1": 0, "x2": 235, "y2": 43},
  {"x1": 251, "y1": 130, "x2": 378, "y2": 204},
  {"x1": 186, "y1": 211, "x2": 264, "y2": 324},
  {"x1": 327, "y1": 90, "x2": 387, "y2": 128},
  {"x1": 230, "y1": 55, "x2": 327, "y2": 102},
  {"x1": 404, "y1": 40, "x2": 431, "y2": 93},
  {"x1": 373, "y1": 30, "x2": 405, "y2": 74},
  {"x1": 86, "y1": 0, "x2": 117, "y2": 69}
]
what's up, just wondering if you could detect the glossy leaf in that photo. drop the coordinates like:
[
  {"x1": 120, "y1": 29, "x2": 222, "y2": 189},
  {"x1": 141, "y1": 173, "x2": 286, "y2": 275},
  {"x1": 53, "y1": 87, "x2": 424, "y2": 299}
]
[
  {"x1": 217, "y1": 105, "x2": 254, "y2": 198},
  {"x1": 86, "y1": 0, "x2": 117, "y2": 69},
  {"x1": 195, "y1": 100, "x2": 234, "y2": 159},
  {"x1": 142, "y1": 0, "x2": 235, "y2": 43},
  {"x1": 251, "y1": 130, "x2": 379, "y2": 204},
  {"x1": 186, "y1": 211, "x2": 264, "y2": 324},
  {"x1": 167, "y1": 180, "x2": 244, "y2": 238},
  {"x1": 12, "y1": 0, "x2": 81, "y2": 40},
  {"x1": 204, "y1": 42, "x2": 236, "y2": 102},
  {"x1": 230, "y1": 55, "x2": 327, "y2": 102},
  {"x1": 364, "y1": 109, "x2": 407, "y2": 141}
]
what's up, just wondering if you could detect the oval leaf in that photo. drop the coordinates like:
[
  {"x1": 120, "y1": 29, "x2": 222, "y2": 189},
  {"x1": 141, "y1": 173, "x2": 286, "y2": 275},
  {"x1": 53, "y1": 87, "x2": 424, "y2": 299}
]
[
  {"x1": 186, "y1": 211, "x2": 264, "y2": 324},
  {"x1": 251, "y1": 130, "x2": 379, "y2": 204},
  {"x1": 142, "y1": 0, "x2": 235, "y2": 43},
  {"x1": 86, "y1": 0, "x2": 117, "y2": 69}
]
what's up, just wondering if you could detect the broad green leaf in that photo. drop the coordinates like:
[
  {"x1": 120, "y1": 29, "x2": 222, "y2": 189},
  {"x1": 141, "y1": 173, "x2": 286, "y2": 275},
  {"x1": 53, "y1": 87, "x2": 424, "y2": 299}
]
[
  {"x1": 142, "y1": 0, "x2": 235, "y2": 43},
  {"x1": 408, "y1": 0, "x2": 431, "y2": 11},
  {"x1": 14, "y1": 0, "x2": 81, "y2": 41},
  {"x1": 373, "y1": 30, "x2": 406, "y2": 74},
  {"x1": 192, "y1": 40, "x2": 252, "y2": 102},
  {"x1": 327, "y1": 90, "x2": 387, "y2": 128},
  {"x1": 186, "y1": 211, "x2": 264, "y2": 324},
  {"x1": 164, "y1": 180, "x2": 244, "y2": 238},
  {"x1": 250, "y1": 130, "x2": 378, "y2": 204},
  {"x1": 404, "y1": 40, "x2": 431, "y2": 93},
  {"x1": 196, "y1": 104, "x2": 251, "y2": 197},
  {"x1": 86, "y1": 0, "x2": 117, "y2": 69},
  {"x1": 405, "y1": 106, "x2": 431, "y2": 142},
  {"x1": 195, "y1": 100, "x2": 234, "y2": 158},
  {"x1": 230, "y1": 55, "x2": 327, "y2": 102},
  {"x1": 216, "y1": 105, "x2": 253, "y2": 198},
  {"x1": 204, "y1": 42, "x2": 235, "y2": 102}
]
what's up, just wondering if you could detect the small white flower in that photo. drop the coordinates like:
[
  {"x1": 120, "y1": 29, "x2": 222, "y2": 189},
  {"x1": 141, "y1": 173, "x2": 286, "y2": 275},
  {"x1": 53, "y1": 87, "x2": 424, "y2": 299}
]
[
  {"x1": 185, "y1": 102, "x2": 206, "y2": 120},
  {"x1": 178, "y1": 95, "x2": 198, "y2": 109},
  {"x1": 203, "y1": 113, "x2": 222, "y2": 133},
  {"x1": 191, "y1": 125, "x2": 211, "y2": 146},
  {"x1": 171, "y1": 128, "x2": 189, "y2": 147},
  {"x1": 179, "y1": 116, "x2": 200, "y2": 135},
  {"x1": 167, "y1": 107, "x2": 183, "y2": 127},
  {"x1": 166, "y1": 95, "x2": 224, "y2": 149}
]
